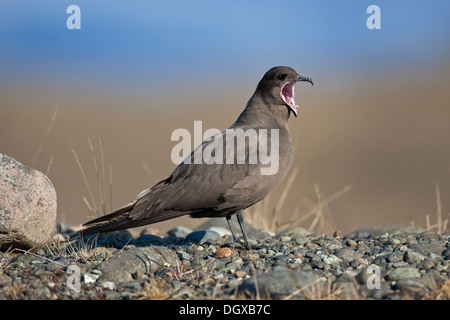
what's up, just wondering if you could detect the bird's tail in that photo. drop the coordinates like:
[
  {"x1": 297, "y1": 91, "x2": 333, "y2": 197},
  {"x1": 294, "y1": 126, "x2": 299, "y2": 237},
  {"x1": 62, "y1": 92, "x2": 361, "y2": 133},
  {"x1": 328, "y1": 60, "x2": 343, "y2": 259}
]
[{"x1": 72, "y1": 177, "x2": 187, "y2": 238}]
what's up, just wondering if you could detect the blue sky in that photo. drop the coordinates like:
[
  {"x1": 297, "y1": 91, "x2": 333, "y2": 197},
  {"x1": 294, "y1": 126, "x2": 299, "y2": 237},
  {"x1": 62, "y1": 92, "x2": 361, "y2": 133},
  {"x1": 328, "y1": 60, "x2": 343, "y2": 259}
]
[{"x1": 0, "y1": 1, "x2": 449, "y2": 94}]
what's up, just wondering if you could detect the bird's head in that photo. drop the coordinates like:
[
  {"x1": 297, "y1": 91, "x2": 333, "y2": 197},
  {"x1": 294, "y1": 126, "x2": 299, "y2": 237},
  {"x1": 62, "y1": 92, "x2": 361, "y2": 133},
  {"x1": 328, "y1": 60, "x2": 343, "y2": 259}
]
[{"x1": 257, "y1": 66, "x2": 313, "y2": 118}]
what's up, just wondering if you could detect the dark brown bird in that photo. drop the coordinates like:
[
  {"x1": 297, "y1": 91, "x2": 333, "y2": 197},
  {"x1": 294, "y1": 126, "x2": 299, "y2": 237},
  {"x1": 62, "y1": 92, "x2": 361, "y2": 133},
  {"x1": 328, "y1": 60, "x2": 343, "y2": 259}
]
[{"x1": 80, "y1": 66, "x2": 313, "y2": 248}]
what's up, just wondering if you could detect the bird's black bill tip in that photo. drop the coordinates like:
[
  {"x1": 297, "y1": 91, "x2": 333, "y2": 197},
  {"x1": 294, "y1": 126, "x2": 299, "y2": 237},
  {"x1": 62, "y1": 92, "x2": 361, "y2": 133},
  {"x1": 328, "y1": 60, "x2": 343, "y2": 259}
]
[{"x1": 297, "y1": 76, "x2": 314, "y2": 86}]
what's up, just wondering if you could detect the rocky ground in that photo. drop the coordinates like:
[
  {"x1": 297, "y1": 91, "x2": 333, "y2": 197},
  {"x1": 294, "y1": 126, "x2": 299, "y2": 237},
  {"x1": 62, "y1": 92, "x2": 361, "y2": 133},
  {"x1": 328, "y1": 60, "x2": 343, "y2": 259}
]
[{"x1": 0, "y1": 219, "x2": 449, "y2": 300}]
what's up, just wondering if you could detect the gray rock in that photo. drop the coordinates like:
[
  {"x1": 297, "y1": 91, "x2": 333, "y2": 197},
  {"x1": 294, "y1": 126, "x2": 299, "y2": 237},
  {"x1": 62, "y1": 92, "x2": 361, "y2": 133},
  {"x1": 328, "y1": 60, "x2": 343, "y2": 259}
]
[
  {"x1": 419, "y1": 258, "x2": 436, "y2": 270},
  {"x1": 335, "y1": 248, "x2": 364, "y2": 263},
  {"x1": 418, "y1": 231, "x2": 439, "y2": 240},
  {"x1": 239, "y1": 270, "x2": 322, "y2": 299},
  {"x1": 0, "y1": 154, "x2": 57, "y2": 249},
  {"x1": 226, "y1": 257, "x2": 244, "y2": 269},
  {"x1": 102, "y1": 281, "x2": 116, "y2": 290},
  {"x1": 83, "y1": 272, "x2": 100, "y2": 284},
  {"x1": 409, "y1": 242, "x2": 445, "y2": 256},
  {"x1": 404, "y1": 250, "x2": 426, "y2": 263},
  {"x1": 98, "y1": 246, "x2": 179, "y2": 284},
  {"x1": 185, "y1": 230, "x2": 221, "y2": 243},
  {"x1": 387, "y1": 251, "x2": 404, "y2": 263},
  {"x1": 442, "y1": 248, "x2": 450, "y2": 260},
  {"x1": 385, "y1": 267, "x2": 420, "y2": 281},
  {"x1": 321, "y1": 254, "x2": 342, "y2": 266}
]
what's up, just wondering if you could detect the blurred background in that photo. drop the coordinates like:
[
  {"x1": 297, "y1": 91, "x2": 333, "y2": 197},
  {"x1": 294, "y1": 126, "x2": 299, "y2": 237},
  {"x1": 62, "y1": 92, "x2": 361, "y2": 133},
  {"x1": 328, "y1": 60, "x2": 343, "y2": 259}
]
[{"x1": 1, "y1": 1, "x2": 449, "y2": 235}]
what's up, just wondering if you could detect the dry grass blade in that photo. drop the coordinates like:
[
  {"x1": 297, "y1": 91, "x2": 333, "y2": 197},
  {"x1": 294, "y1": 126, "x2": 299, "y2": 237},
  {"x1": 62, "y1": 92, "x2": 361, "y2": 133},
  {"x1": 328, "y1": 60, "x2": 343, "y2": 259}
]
[
  {"x1": 45, "y1": 154, "x2": 54, "y2": 176},
  {"x1": 278, "y1": 184, "x2": 352, "y2": 234},
  {"x1": 32, "y1": 107, "x2": 58, "y2": 167},
  {"x1": 71, "y1": 142, "x2": 98, "y2": 215},
  {"x1": 71, "y1": 137, "x2": 114, "y2": 219},
  {"x1": 436, "y1": 181, "x2": 442, "y2": 233},
  {"x1": 283, "y1": 276, "x2": 325, "y2": 300},
  {"x1": 425, "y1": 181, "x2": 448, "y2": 234}
]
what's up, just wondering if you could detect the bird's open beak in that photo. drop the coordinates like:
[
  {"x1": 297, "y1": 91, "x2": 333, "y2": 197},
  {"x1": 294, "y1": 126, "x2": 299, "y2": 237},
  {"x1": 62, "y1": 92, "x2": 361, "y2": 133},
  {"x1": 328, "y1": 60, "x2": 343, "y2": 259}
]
[
  {"x1": 297, "y1": 76, "x2": 314, "y2": 86},
  {"x1": 281, "y1": 75, "x2": 313, "y2": 118}
]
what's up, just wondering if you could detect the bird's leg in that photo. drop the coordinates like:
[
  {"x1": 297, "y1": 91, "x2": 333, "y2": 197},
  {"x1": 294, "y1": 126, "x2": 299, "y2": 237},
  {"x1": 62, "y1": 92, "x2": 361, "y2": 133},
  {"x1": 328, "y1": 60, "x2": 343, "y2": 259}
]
[
  {"x1": 226, "y1": 215, "x2": 239, "y2": 242},
  {"x1": 237, "y1": 211, "x2": 251, "y2": 250}
]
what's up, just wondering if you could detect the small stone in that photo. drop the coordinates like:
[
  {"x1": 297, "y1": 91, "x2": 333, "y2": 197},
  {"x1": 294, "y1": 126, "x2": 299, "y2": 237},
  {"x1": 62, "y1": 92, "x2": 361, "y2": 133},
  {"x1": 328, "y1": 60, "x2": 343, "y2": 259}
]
[
  {"x1": 322, "y1": 254, "x2": 342, "y2": 266},
  {"x1": 52, "y1": 234, "x2": 66, "y2": 242},
  {"x1": 102, "y1": 281, "x2": 116, "y2": 290},
  {"x1": 327, "y1": 243, "x2": 343, "y2": 251},
  {"x1": 235, "y1": 270, "x2": 247, "y2": 278},
  {"x1": 227, "y1": 257, "x2": 244, "y2": 269},
  {"x1": 386, "y1": 267, "x2": 420, "y2": 281},
  {"x1": 267, "y1": 249, "x2": 276, "y2": 257},
  {"x1": 357, "y1": 257, "x2": 369, "y2": 265},
  {"x1": 335, "y1": 248, "x2": 364, "y2": 262},
  {"x1": 215, "y1": 247, "x2": 232, "y2": 259},
  {"x1": 404, "y1": 250, "x2": 425, "y2": 263},
  {"x1": 442, "y1": 248, "x2": 450, "y2": 260},
  {"x1": 387, "y1": 251, "x2": 404, "y2": 262},
  {"x1": 83, "y1": 273, "x2": 99, "y2": 284},
  {"x1": 345, "y1": 239, "x2": 357, "y2": 247},
  {"x1": 420, "y1": 259, "x2": 435, "y2": 270},
  {"x1": 180, "y1": 252, "x2": 192, "y2": 260},
  {"x1": 389, "y1": 238, "x2": 402, "y2": 245},
  {"x1": 206, "y1": 244, "x2": 217, "y2": 254},
  {"x1": 409, "y1": 242, "x2": 445, "y2": 256},
  {"x1": 280, "y1": 236, "x2": 291, "y2": 242}
]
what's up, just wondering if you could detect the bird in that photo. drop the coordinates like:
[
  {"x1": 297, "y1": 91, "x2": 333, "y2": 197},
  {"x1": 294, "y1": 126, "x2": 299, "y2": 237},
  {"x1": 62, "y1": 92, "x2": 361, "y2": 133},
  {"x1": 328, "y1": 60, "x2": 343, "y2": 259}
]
[{"x1": 80, "y1": 66, "x2": 313, "y2": 249}]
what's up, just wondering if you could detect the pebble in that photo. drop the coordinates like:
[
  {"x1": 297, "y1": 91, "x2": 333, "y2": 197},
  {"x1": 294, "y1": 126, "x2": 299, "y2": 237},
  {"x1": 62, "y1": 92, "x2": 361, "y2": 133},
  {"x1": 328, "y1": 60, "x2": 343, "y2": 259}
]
[
  {"x1": 235, "y1": 270, "x2": 246, "y2": 278},
  {"x1": 386, "y1": 267, "x2": 421, "y2": 281},
  {"x1": 215, "y1": 247, "x2": 232, "y2": 259}
]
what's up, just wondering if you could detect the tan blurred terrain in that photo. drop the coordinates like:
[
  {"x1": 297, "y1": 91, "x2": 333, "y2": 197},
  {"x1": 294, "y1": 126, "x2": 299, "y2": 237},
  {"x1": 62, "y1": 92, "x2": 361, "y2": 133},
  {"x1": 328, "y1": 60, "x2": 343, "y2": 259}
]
[{"x1": 1, "y1": 63, "x2": 449, "y2": 235}]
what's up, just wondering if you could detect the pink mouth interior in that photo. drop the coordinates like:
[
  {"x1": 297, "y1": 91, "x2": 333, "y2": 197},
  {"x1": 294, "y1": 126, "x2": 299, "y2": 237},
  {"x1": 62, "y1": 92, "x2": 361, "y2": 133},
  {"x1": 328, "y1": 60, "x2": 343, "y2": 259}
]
[{"x1": 281, "y1": 81, "x2": 299, "y2": 114}]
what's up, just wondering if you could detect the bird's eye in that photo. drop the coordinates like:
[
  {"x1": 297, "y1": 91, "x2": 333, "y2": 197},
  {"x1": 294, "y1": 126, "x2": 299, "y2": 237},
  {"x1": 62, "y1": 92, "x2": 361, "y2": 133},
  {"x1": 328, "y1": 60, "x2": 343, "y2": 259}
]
[{"x1": 277, "y1": 74, "x2": 287, "y2": 81}]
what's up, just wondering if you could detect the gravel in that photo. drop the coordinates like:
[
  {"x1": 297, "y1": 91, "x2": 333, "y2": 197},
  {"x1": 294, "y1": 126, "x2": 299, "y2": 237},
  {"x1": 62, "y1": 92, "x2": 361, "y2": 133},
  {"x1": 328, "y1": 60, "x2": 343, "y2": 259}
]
[{"x1": 0, "y1": 222, "x2": 449, "y2": 300}]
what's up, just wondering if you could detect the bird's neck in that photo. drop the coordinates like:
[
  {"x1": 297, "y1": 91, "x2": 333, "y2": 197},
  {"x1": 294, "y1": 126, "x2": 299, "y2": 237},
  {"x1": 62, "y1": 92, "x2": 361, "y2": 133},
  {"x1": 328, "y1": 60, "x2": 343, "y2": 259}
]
[{"x1": 235, "y1": 92, "x2": 291, "y2": 128}]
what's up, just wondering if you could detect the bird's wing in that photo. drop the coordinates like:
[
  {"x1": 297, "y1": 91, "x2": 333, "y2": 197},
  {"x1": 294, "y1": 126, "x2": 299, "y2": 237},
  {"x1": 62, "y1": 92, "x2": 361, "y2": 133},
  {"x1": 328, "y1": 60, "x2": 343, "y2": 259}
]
[{"x1": 131, "y1": 130, "x2": 260, "y2": 218}]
